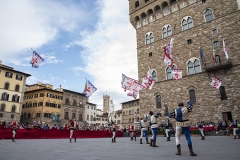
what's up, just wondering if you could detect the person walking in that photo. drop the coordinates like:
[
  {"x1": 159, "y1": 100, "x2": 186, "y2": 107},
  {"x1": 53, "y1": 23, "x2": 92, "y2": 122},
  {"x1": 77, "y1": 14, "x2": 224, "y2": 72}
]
[
  {"x1": 139, "y1": 115, "x2": 150, "y2": 144},
  {"x1": 170, "y1": 100, "x2": 197, "y2": 156},
  {"x1": 149, "y1": 111, "x2": 161, "y2": 147},
  {"x1": 198, "y1": 121, "x2": 205, "y2": 140}
]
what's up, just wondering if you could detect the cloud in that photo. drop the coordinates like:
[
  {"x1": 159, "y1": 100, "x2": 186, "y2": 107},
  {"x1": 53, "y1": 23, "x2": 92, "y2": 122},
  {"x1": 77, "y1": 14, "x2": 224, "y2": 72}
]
[
  {"x1": 76, "y1": 0, "x2": 138, "y2": 110},
  {"x1": 0, "y1": 0, "x2": 95, "y2": 62},
  {"x1": 70, "y1": 66, "x2": 85, "y2": 74}
]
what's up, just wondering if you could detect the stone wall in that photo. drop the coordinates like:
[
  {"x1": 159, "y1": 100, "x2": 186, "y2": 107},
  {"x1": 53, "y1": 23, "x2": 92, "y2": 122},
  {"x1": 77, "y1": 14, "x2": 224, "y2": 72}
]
[{"x1": 129, "y1": 0, "x2": 240, "y2": 124}]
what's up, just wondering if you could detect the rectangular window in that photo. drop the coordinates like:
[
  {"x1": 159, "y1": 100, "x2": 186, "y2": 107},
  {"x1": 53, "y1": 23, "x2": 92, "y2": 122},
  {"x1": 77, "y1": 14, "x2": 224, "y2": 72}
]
[
  {"x1": 40, "y1": 93, "x2": 44, "y2": 97},
  {"x1": 36, "y1": 113, "x2": 41, "y2": 117},
  {"x1": 64, "y1": 112, "x2": 69, "y2": 119},
  {"x1": 79, "y1": 114, "x2": 83, "y2": 121},
  {"x1": 212, "y1": 29, "x2": 218, "y2": 35},
  {"x1": 5, "y1": 72, "x2": 13, "y2": 78},
  {"x1": 213, "y1": 41, "x2": 219, "y2": 47},
  {"x1": 0, "y1": 113, "x2": 3, "y2": 118},
  {"x1": 38, "y1": 102, "x2": 43, "y2": 106},
  {"x1": 91, "y1": 115, "x2": 93, "y2": 121},
  {"x1": 72, "y1": 113, "x2": 76, "y2": 119},
  {"x1": 44, "y1": 113, "x2": 49, "y2": 118},
  {"x1": 187, "y1": 39, "x2": 192, "y2": 44},
  {"x1": 58, "y1": 104, "x2": 61, "y2": 108},
  {"x1": 65, "y1": 99, "x2": 70, "y2": 105},
  {"x1": 149, "y1": 52, "x2": 152, "y2": 57},
  {"x1": 11, "y1": 114, "x2": 14, "y2": 119},
  {"x1": 117, "y1": 120, "x2": 120, "y2": 124},
  {"x1": 16, "y1": 75, "x2": 23, "y2": 80},
  {"x1": 34, "y1": 94, "x2": 38, "y2": 98},
  {"x1": 87, "y1": 115, "x2": 89, "y2": 121}
]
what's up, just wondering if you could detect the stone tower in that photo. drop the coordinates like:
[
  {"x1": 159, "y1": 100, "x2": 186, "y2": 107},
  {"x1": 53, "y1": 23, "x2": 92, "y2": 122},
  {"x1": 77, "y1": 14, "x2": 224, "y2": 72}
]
[
  {"x1": 128, "y1": 0, "x2": 240, "y2": 124},
  {"x1": 103, "y1": 95, "x2": 110, "y2": 113}
]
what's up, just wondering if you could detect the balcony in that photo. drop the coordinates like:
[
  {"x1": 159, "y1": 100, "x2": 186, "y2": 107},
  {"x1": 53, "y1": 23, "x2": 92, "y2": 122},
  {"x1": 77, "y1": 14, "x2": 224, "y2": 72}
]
[{"x1": 204, "y1": 59, "x2": 233, "y2": 72}]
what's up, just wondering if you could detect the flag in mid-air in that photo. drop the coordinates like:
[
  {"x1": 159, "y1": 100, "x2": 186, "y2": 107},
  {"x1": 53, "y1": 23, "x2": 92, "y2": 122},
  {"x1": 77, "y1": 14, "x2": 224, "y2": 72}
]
[
  {"x1": 127, "y1": 82, "x2": 145, "y2": 99},
  {"x1": 172, "y1": 69, "x2": 182, "y2": 80},
  {"x1": 163, "y1": 36, "x2": 174, "y2": 68},
  {"x1": 141, "y1": 76, "x2": 155, "y2": 90},
  {"x1": 121, "y1": 74, "x2": 138, "y2": 91},
  {"x1": 83, "y1": 80, "x2": 97, "y2": 98},
  {"x1": 210, "y1": 76, "x2": 222, "y2": 89},
  {"x1": 223, "y1": 38, "x2": 229, "y2": 60},
  {"x1": 30, "y1": 51, "x2": 44, "y2": 68}
]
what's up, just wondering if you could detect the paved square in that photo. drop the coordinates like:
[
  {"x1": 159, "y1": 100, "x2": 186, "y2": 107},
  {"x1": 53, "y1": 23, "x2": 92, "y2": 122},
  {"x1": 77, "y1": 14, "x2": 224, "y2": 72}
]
[{"x1": 0, "y1": 136, "x2": 239, "y2": 160}]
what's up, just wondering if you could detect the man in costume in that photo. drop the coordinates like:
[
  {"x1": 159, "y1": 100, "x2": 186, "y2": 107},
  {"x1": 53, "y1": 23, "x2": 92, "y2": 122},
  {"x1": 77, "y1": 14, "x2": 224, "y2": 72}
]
[
  {"x1": 111, "y1": 121, "x2": 117, "y2": 142},
  {"x1": 149, "y1": 111, "x2": 161, "y2": 147},
  {"x1": 165, "y1": 118, "x2": 172, "y2": 141},
  {"x1": 140, "y1": 114, "x2": 150, "y2": 144},
  {"x1": 198, "y1": 121, "x2": 205, "y2": 140},
  {"x1": 69, "y1": 118, "x2": 78, "y2": 143},
  {"x1": 11, "y1": 120, "x2": 18, "y2": 142},
  {"x1": 128, "y1": 124, "x2": 135, "y2": 141},
  {"x1": 231, "y1": 120, "x2": 239, "y2": 139},
  {"x1": 170, "y1": 101, "x2": 197, "y2": 156}
]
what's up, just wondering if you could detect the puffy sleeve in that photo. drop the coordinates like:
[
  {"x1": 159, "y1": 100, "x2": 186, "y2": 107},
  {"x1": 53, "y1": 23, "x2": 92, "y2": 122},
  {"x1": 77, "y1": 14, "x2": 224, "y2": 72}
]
[{"x1": 186, "y1": 101, "x2": 193, "y2": 112}]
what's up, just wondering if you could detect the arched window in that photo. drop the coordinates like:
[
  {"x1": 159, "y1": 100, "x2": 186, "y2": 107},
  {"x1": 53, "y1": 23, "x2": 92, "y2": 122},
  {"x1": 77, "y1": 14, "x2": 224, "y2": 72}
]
[
  {"x1": 4, "y1": 82, "x2": 9, "y2": 90},
  {"x1": 166, "y1": 65, "x2": 176, "y2": 80},
  {"x1": 15, "y1": 85, "x2": 20, "y2": 92},
  {"x1": 156, "y1": 95, "x2": 161, "y2": 108},
  {"x1": 219, "y1": 86, "x2": 227, "y2": 100},
  {"x1": 11, "y1": 105, "x2": 16, "y2": 112},
  {"x1": 0, "y1": 104, "x2": 5, "y2": 111},
  {"x1": 12, "y1": 95, "x2": 19, "y2": 102},
  {"x1": 187, "y1": 59, "x2": 200, "y2": 75},
  {"x1": 152, "y1": 70, "x2": 157, "y2": 81},
  {"x1": 162, "y1": 25, "x2": 172, "y2": 38},
  {"x1": 146, "y1": 32, "x2": 154, "y2": 45},
  {"x1": 182, "y1": 17, "x2": 193, "y2": 31},
  {"x1": 216, "y1": 55, "x2": 221, "y2": 65},
  {"x1": 205, "y1": 9, "x2": 214, "y2": 22},
  {"x1": 189, "y1": 89, "x2": 196, "y2": 104},
  {"x1": 135, "y1": 1, "x2": 139, "y2": 8},
  {"x1": 1, "y1": 93, "x2": 9, "y2": 101}
]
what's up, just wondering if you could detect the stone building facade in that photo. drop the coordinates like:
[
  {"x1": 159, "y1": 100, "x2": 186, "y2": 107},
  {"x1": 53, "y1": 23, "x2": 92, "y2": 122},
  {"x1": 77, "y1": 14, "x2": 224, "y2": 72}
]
[
  {"x1": 0, "y1": 60, "x2": 31, "y2": 123},
  {"x1": 61, "y1": 89, "x2": 86, "y2": 126},
  {"x1": 21, "y1": 82, "x2": 63, "y2": 124},
  {"x1": 128, "y1": 0, "x2": 240, "y2": 124},
  {"x1": 121, "y1": 99, "x2": 140, "y2": 127}
]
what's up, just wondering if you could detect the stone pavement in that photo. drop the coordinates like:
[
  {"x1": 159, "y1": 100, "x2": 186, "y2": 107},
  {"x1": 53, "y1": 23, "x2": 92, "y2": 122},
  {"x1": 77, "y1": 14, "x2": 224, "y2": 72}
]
[{"x1": 0, "y1": 136, "x2": 239, "y2": 160}]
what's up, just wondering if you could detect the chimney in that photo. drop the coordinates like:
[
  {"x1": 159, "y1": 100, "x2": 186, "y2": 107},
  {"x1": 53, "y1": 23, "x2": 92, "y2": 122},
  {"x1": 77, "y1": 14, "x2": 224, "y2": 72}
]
[{"x1": 0, "y1": 60, "x2": 2, "y2": 65}]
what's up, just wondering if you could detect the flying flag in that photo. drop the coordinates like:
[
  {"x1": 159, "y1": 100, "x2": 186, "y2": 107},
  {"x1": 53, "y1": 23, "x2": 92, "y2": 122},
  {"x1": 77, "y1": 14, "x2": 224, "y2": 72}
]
[
  {"x1": 210, "y1": 76, "x2": 222, "y2": 89},
  {"x1": 121, "y1": 74, "x2": 138, "y2": 91},
  {"x1": 171, "y1": 69, "x2": 182, "y2": 80},
  {"x1": 223, "y1": 38, "x2": 229, "y2": 60},
  {"x1": 212, "y1": 43, "x2": 216, "y2": 63},
  {"x1": 127, "y1": 82, "x2": 145, "y2": 99},
  {"x1": 141, "y1": 67, "x2": 155, "y2": 90},
  {"x1": 30, "y1": 51, "x2": 44, "y2": 68},
  {"x1": 163, "y1": 36, "x2": 174, "y2": 68},
  {"x1": 141, "y1": 76, "x2": 155, "y2": 90},
  {"x1": 200, "y1": 46, "x2": 205, "y2": 65},
  {"x1": 83, "y1": 80, "x2": 97, "y2": 98}
]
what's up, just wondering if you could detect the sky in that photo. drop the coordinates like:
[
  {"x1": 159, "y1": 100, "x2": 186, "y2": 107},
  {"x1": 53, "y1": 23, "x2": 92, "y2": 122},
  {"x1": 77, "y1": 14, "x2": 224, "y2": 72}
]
[{"x1": 0, "y1": 0, "x2": 138, "y2": 111}]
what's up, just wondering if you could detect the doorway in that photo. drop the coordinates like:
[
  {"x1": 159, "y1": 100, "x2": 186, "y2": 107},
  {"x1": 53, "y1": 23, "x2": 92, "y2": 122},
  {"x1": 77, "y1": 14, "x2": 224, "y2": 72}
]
[{"x1": 222, "y1": 112, "x2": 233, "y2": 122}]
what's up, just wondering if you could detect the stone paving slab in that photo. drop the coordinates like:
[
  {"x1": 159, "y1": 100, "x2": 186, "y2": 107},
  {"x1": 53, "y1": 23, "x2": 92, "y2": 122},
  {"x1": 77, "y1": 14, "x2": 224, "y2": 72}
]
[{"x1": 0, "y1": 136, "x2": 239, "y2": 160}]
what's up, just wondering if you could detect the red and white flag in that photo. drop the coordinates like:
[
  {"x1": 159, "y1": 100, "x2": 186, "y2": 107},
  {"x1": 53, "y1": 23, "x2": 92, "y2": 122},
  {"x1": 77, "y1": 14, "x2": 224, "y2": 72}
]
[
  {"x1": 127, "y1": 82, "x2": 145, "y2": 99},
  {"x1": 210, "y1": 76, "x2": 222, "y2": 89},
  {"x1": 172, "y1": 69, "x2": 182, "y2": 80},
  {"x1": 163, "y1": 36, "x2": 174, "y2": 68},
  {"x1": 141, "y1": 76, "x2": 155, "y2": 90},
  {"x1": 223, "y1": 38, "x2": 229, "y2": 60},
  {"x1": 121, "y1": 74, "x2": 138, "y2": 91}
]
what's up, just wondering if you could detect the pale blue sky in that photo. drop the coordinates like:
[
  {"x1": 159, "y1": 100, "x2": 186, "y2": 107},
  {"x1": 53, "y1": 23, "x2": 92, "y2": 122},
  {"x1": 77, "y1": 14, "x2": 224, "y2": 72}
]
[{"x1": 0, "y1": 0, "x2": 138, "y2": 110}]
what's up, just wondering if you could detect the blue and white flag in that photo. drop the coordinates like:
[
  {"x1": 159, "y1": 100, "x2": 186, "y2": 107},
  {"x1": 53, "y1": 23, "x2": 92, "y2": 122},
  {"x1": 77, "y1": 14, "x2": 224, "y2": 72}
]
[
  {"x1": 30, "y1": 51, "x2": 44, "y2": 68},
  {"x1": 83, "y1": 80, "x2": 97, "y2": 98}
]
